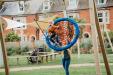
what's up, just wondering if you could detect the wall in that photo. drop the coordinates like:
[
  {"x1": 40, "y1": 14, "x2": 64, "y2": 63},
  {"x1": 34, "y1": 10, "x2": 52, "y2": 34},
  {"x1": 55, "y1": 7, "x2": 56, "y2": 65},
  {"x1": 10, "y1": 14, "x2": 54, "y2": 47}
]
[
  {"x1": 79, "y1": 9, "x2": 91, "y2": 33},
  {"x1": 25, "y1": 15, "x2": 37, "y2": 41},
  {"x1": 107, "y1": 7, "x2": 113, "y2": 31}
]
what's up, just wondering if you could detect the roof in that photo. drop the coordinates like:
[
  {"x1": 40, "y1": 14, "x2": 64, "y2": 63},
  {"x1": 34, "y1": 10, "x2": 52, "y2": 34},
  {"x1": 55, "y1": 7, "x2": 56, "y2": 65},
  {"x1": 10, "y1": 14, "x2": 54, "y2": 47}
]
[
  {"x1": 77, "y1": 0, "x2": 89, "y2": 10},
  {"x1": 50, "y1": 0, "x2": 65, "y2": 12},
  {"x1": 1, "y1": 0, "x2": 113, "y2": 16},
  {"x1": 106, "y1": 0, "x2": 113, "y2": 7},
  {"x1": 0, "y1": 0, "x2": 45, "y2": 15},
  {"x1": 0, "y1": 0, "x2": 71, "y2": 16}
]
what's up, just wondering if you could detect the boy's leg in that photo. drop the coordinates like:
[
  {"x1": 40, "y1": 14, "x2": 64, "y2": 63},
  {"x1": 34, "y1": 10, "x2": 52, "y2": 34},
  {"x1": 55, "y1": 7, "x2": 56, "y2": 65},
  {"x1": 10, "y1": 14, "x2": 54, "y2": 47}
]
[
  {"x1": 50, "y1": 33, "x2": 56, "y2": 43},
  {"x1": 55, "y1": 36, "x2": 62, "y2": 46},
  {"x1": 65, "y1": 59, "x2": 70, "y2": 75},
  {"x1": 62, "y1": 58, "x2": 65, "y2": 69}
]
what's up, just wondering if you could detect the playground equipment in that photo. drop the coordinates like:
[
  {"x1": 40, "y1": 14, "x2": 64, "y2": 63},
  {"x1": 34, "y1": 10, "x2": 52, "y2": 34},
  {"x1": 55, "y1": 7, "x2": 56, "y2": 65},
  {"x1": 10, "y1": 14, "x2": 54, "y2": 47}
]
[
  {"x1": 0, "y1": 0, "x2": 112, "y2": 75},
  {"x1": 46, "y1": 18, "x2": 80, "y2": 51}
]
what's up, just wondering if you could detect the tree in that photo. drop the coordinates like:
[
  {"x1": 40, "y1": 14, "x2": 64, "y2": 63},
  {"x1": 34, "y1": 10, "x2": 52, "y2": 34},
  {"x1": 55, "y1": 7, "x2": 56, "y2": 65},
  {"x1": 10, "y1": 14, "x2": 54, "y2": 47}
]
[{"x1": 5, "y1": 32, "x2": 20, "y2": 42}]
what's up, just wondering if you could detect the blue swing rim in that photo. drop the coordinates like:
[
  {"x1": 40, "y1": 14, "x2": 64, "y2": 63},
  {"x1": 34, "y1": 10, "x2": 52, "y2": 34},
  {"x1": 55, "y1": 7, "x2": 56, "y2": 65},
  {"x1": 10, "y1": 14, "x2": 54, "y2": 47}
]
[{"x1": 46, "y1": 18, "x2": 80, "y2": 51}]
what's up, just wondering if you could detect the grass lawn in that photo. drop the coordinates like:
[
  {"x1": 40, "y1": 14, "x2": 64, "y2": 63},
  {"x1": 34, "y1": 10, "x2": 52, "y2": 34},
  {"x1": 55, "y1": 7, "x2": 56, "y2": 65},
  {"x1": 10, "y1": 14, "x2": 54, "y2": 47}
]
[
  {"x1": 0, "y1": 54, "x2": 113, "y2": 75},
  {"x1": 0, "y1": 66, "x2": 113, "y2": 75},
  {"x1": 7, "y1": 54, "x2": 113, "y2": 67}
]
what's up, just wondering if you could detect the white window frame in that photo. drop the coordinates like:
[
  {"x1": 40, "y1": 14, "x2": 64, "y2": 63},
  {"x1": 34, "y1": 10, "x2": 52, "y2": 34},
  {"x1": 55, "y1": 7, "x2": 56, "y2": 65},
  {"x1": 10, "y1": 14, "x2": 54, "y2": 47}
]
[
  {"x1": 43, "y1": 0, "x2": 51, "y2": 11},
  {"x1": 19, "y1": 34, "x2": 27, "y2": 42},
  {"x1": 98, "y1": 0, "x2": 107, "y2": 5},
  {"x1": 38, "y1": 15, "x2": 45, "y2": 21},
  {"x1": 13, "y1": 17, "x2": 27, "y2": 30},
  {"x1": 68, "y1": 0, "x2": 79, "y2": 9},
  {"x1": 98, "y1": 10, "x2": 110, "y2": 24},
  {"x1": 18, "y1": 1, "x2": 25, "y2": 12}
]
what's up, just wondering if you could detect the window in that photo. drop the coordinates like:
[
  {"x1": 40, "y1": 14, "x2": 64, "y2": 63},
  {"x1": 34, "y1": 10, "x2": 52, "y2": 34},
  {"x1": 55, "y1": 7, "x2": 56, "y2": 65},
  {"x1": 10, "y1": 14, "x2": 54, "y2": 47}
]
[
  {"x1": 19, "y1": 35, "x2": 27, "y2": 42},
  {"x1": 38, "y1": 15, "x2": 45, "y2": 21},
  {"x1": 19, "y1": 1, "x2": 25, "y2": 12},
  {"x1": 43, "y1": 0, "x2": 51, "y2": 11},
  {"x1": 98, "y1": 13, "x2": 103, "y2": 22},
  {"x1": 69, "y1": 16, "x2": 73, "y2": 18},
  {"x1": 98, "y1": 0, "x2": 107, "y2": 5},
  {"x1": 13, "y1": 17, "x2": 26, "y2": 29},
  {"x1": 68, "y1": 13, "x2": 79, "y2": 19},
  {"x1": 98, "y1": 10, "x2": 109, "y2": 24},
  {"x1": 36, "y1": 28, "x2": 40, "y2": 40},
  {"x1": 68, "y1": 0, "x2": 78, "y2": 9}
]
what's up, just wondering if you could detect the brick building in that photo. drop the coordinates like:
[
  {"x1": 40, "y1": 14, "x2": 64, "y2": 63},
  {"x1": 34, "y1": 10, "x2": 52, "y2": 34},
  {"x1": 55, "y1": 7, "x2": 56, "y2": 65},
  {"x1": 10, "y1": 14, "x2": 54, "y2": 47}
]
[
  {"x1": 0, "y1": 0, "x2": 65, "y2": 48},
  {"x1": 0, "y1": 0, "x2": 113, "y2": 48},
  {"x1": 78, "y1": 0, "x2": 113, "y2": 37}
]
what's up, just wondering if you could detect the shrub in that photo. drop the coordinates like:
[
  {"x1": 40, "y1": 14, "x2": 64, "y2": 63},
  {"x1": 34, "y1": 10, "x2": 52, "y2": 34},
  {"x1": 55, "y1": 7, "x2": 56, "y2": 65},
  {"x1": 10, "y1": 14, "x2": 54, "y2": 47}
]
[
  {"x1": 80, "y1": 38, "x2": 92, "y2": 53},
  {"x1": 5, "y1": 32, "x2": 20, "y2": 42},
  {"x1": 15, "y1": 47, "x2": 22, "y2": 55},
  {"x1": 7, "y1": 47, "x2": 23, "y2": 56},
  {"x1": 106, "y1": 48, "x2": 113, "y2": 54},
  {"x1": 7, "y1": 47, "x2": 15, "y2": 56},
  {"x1": 22, "y1": 46, "x2": 30, "y2": 52},
  {"x1": 80, "y1": 38, "x2": 92, "y2": 49}
]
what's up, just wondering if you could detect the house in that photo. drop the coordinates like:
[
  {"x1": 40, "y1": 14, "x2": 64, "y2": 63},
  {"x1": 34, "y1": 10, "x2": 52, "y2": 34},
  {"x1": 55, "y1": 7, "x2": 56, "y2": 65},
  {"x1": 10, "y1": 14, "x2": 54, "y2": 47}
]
[
  {"x1": 41, "y1": 0, "x2": 113, "y2": 38},
  {"x1": 77, "y1": 0, "x2": 113, "y2": 37},
  {"x1": 0, "y1": 0, "x2": 113, "y2": 48},
  {"x1": 0, "y1": 0, "x2": 66, "y2": 48},
  {"x1": 0, "y1": 0, "x2": 43, "y2": 48}
]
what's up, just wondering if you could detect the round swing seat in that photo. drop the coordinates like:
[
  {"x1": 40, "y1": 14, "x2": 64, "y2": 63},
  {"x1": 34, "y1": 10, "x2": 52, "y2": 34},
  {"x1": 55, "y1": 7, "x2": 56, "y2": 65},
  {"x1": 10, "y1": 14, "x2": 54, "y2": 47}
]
[{"x1": 46, "y1": 18, "x2": 80, "y2": 51}]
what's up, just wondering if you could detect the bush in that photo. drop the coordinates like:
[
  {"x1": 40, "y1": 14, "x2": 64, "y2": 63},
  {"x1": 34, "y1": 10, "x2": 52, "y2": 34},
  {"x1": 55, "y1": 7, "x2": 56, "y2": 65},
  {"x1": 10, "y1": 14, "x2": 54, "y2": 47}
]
[
  {"x1": 5, "y1": 32, "x2": 20, "y2": 42},
  {"x1": 7, "y1": 47, "x2": 25, "y2": 56},
  {"x1": 22, "y1": 46, "x2": 30, "y2": 52},
  {"x1": 80, "y1": 38, "x2": 92, "y2": 49},
  {"x1": 7, "y1": 47, "x2": 15, "y2": 56},
  {"x1": 80, "y1": 38, "x2": 92, "y2": 53},
  {"x1": 15, "y1": 47, "x2": 22, "y2": 55},
  {"x1": 106, "y1": 48, "x2": 113, "y2": 54}
]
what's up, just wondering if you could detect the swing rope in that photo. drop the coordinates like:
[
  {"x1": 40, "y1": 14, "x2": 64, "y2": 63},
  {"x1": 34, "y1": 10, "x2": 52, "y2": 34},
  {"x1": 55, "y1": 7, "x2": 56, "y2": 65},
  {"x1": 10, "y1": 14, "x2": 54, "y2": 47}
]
[{"x1": 34, "y1": 19, "x2": 47, "y2": 38}]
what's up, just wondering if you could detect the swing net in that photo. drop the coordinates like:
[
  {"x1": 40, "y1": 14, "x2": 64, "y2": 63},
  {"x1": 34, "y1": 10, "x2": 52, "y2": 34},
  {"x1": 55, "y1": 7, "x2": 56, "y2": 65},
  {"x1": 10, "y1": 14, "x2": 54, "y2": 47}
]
[{"x1": 46, "y1": 18, "x2": 80, "y2": 51}]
